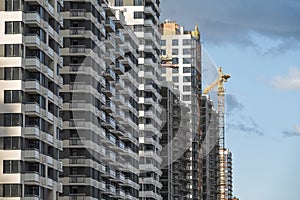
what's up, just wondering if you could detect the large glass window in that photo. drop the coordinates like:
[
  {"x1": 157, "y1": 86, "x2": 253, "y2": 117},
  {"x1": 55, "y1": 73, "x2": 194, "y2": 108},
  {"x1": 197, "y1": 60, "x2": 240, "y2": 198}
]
[
  {"x1": 114, "y1": 0, "x2": 123, "y2": 6},
  {"x1": 172, "y1": 58, "x2": 178, "y2": 65},
  {"x1": 183, "y1": 86, "x2": 191, "y2": 91},
  {"x1": 134, "y1": 11, "x2": 144, "y2": 19},
  {"x1": 2, "y1": 184, "x2": 22, "y2": 197},
  {"x1": 5, "y1": 44, "x2": 23, "y2": 57},
  {"x1": 3, "y1": 137, "x2": 22, "y2": 150},
  {"x1": 172, "y1": 67, "x2": 179, "y2": 73},
  {"x1": 4, "y1": 67, "x2": 22, "y2": 80},
  {"x1": 134, "y1": 0, "x2": 143, "y2": 6},
  {"x1": 133, "y1": 25, "x2": 143, "y2": 32},
  {"x1": 183, "y1": 48, "x2": 191, "y2": 55},
  {"x1": 172, "y1": 49, "x2": 178, "y2": 55},
  {"x1": 160, "y1": 40, "x2": 166, "y2": 46},
  {"x1": 183, "y1": 67, "x2": 191, "y2": 73},
  {"x1": 3, "y1": 113, "x2": 23, "y2": 126},
  {"x1": 3, "y1": 160, "x2": 22, "y2": 173},
  {"x1": 5, "y1": 22, "x2": 22, "y2": 34},
  {"x1": 5, "y1": 0, "x2": 22, "y2": 11},
  {"x1": 4, "y1": 90, "x2": 22, "y2": 103},
  {"x1": 172, "y1": 39, "x2": 178, "y2": 46},
  {"x1": 183, "y1": 39, "x2": 191, "y2": 45},
  {"x1": 183, "y1": 58, "x2": 191, "y2": 64},
  {"x1": 183, "y1": 76, "x2": 191, "y2": 82}
]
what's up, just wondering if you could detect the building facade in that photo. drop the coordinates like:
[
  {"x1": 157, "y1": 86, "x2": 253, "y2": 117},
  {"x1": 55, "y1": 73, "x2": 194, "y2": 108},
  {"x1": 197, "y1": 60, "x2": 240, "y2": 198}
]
[
  {"x1": 219, "y1": 148, "x2": 233, "y2": 200},
  {"x1": 200, "y1": 95, "x2": 219, "y2": 200},
  {"x1": 160, "y1": 20, "x2": 202, "y2": 200},
  {"x1": 60, "y1": 0, "x2": 140, "y2": 199},
  {"x1": 160, "y1": 82, "x2": 190, "y2": 200},
  {"x1": 108, "y1": 1, "x2": 163, "y2": 199},
  {"x1": 0, "y1": 0, "x2": 64, "y2": 198}
]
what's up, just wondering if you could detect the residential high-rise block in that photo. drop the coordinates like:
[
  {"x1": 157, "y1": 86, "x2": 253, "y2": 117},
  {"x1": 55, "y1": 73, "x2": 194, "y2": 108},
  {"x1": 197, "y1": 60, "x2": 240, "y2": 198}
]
[
  {"x1": 108, "y1": 1, "x2": 163, "y2": 199},
  {"x1": 0, "y1": 0, "x2": 64, "y2": 198},
  {"x1": 160, "y1": 20, "x2": 202, "y2": 200},
  {"x1": 219, "y1": 148, "x2": 233, "y2": 200},
  {"x1": 160, "y1": 82, "x2": 190, "y2": 199},
  {"x1": 60, "y1": 0, "x2": 140, "y2": 199},
  {"x1": 200, "y1": 95, "x2": 219, "y2": 200}
]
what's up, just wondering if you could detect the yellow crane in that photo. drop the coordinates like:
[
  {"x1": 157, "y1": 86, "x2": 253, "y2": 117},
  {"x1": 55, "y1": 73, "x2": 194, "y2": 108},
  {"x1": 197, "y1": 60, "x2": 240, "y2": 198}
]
[{"x1": 203, "y1": 67, "x2": 231, "y2": 200}]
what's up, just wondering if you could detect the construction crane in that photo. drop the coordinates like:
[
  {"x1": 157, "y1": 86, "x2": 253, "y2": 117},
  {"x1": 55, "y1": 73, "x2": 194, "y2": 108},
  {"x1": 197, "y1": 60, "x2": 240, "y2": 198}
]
[{"x1": 203, "y1": 67, "x2": 231, "y2": 200}]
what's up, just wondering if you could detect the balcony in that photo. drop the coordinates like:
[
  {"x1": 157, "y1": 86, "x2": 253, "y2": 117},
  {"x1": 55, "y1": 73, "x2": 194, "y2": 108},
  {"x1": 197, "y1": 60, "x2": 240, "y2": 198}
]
[
  {"x1": 24, "y1": 126, "x2": 39, "y2": 138},
  {"x1": 70, "y1": 9, "x2": 86, "y2": 17},
  {"x1": 69, "y1": 156, "x2": 86, "y2": 165},
  {"x1": 103, "y1": 67, "x2": 116, "y2": 81},
  {"x1": 25, "y1": 80, "x2": 40, "y2": 92},
  {"x1": 24, "y1": 172, "x2": 40, "y2": 183},
  {"x1": 70, "y1": 27, "x2": 86, "y2": 36},
  {"x1": 25, "y1": 57, "x2": 41, "y2": 71},
  {"x1": 69, "y1": 45, "x2": 86, "y2": 54},
  {"x1": 69, "y1": 83, "x2": 86, "y2": 91},
  {"x1": 115, "y1": 46, "x2": 125, "y2": 59},
  {"x1": 113, "y1": 108, "x2": 126, "y2": 122},
  {"x1": 25, "y1": 103, "x2": 40, "y2": 116},
  {"x1": 104, "y1": 35, "x2": 115, "y2": 49},
  {"x1": 115, "y1": 77, "x2": 125, "y2": 90},
  {"x1": 104, "y1": 50, "x2": 115, "y2": 65},
  {"x1": 103, "y1": 100, "x2": 116, "y2": 113},
  {"x1": 102, "y1": 116, "x2": 116, "y2": 130},
  {"x1": 25, "y1": 12, "x2": 41, "y2": 25},
  {"x1": 104, "y1": 167, "x2": 116, "y2": 179},
  {"x1": 114, "y1": 61, "x2": 125, "y2": 75},
  {"x1": 103, "y1": 83, "x2": 116, "y2": 97},
  {"x1": 112, "y1": 92, "x2": 125, "y2": 105},
  {"x1": 105, "y1": 18, "x2": 115, "y2": 32},
  {"x1": 115, "y1": 30, "x2": 125, "y2": 44}
]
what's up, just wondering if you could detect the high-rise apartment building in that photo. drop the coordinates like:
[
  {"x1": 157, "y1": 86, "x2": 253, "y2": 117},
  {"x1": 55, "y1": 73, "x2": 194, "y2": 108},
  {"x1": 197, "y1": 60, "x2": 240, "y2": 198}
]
[
  {"x1": 200, "y1": 95, "x2": 219, "y2": 200},
  {"x1": 219, "y1": 148, "x2": 233, "y2": 200},
  {"x1": 108, "y1": 1, "x2": 163, "y2": 199},
  {"x1": 160, "y1": 82, "x2": 190, "y2": 199},
  {"x1": 0, "y1": 0, "x2": 64, "y2": 198},
  {"x1": 160, "y1": 20, "x2": 202, "y2": 200},
  {"x1": 60, "y1": 0, "x2": 140, "y2": 199}
]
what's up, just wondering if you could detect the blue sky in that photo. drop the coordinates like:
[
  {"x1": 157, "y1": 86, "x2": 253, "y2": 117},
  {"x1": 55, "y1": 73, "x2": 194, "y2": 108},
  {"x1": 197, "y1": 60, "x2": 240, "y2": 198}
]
[{"x1": 161, "y1": 1, "x2": 300, "y2": 199}]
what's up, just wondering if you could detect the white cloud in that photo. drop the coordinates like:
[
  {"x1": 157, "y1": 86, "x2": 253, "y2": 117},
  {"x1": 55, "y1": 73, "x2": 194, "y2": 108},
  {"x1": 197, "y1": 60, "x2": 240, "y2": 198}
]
[
  {"x1": 271, "y1": 67, "x2": 300, "y2": 90},
  {"x1": 282, "y1": 125, "x2": 300, "y2": 137}
]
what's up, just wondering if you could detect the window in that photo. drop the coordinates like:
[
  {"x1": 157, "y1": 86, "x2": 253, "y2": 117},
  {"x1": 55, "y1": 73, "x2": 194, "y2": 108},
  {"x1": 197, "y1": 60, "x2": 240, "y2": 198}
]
[
  {"x1": 25, "y1": 185, "x2": 39, "y2": 197},
  {"x1": 161, "y1": 67, "x2": 166, "y2": 73},
  {"x1": 183, "y1": 39, "x2": 191, "y2": 45},
  {"x1": 3, "y1": 67, "x2": 22, "y2": 80},
  {"x1": 3, "y1": 137, "x2": 22, "y2": 150},
  {"x1": 5, "y1": 0, "x2": 22, "y2": 11},
  {"x1": 183, "y1": 67, "x2": 191, "y2": 73},
  {"x1": 172, "y1": 58, "x2": 178, "y2": 64},
  {"x1": 134, "y1": 0, "x2": 143, "y2": 6},
  {"x1": 3, "y1": 160, "x2": 22, "y2": 173},
  {"x1": 172, "y1": 49, "x2": 178, "y2": 55},
  {"x1": 161, "y1": 49, "x2": 166, "y2": 56},
  {"x1": 2, "y1": 184, "x2": 22, "y2": 197},
  {"x1": 160, "y1": 40, "x2": 166, "y2": 46},
  {"x1": 133, "y1": 25, "x2": 143, "y2": 32},
  {"x1": 114, "y1": 0, "x2": 123, "y2": 6},
  {"x1": 172, "y1": 39, "x2": 178, "y2": 46},
  {"x1": 183, "y1": 86, "x2": 190, "y2": 91},
  {"x1": 5, "y1": 21, "x2": 22, "y2": 34},
  {"x1": 183, "y1": 48, "x2": 191, "y2": 55},
  {"x1": 183, "y1": 58, "x2": 191, "y2": 64},
  {"x1": 134, "y1": 11, "x2": 144, "y2": 19},
  {"x1": 183, "y1": 76, "x2": 191, "y2": 82},
  {"x1": 3, "y1": 113, "x2": 23, "y2": 126},
  {"x1": 183, "y1": 95, "x2": 191, "y2": 101},
  {"x1": 172, "y1": 76, "x2": 178, "y2": 82},
  {"x1": 5, "y1": 44, "x2": 23, "y2": 57},
  {"x1": 172, "y1": 67, "x2": 179, "y2": 73},
  {"x1": 4, "y1": 91, "x2": 22, "y2": 103}
]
